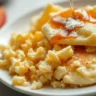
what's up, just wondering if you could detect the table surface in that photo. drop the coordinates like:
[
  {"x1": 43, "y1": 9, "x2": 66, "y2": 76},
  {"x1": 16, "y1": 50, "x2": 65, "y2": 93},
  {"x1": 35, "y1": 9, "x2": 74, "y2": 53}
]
[{"x1": 0, "y1": 0, "x2": 96, "y2": 96}]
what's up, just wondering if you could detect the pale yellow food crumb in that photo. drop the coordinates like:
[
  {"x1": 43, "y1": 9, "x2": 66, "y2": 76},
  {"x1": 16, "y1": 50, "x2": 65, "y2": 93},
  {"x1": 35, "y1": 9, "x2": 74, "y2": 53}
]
[
  {"x1": 30, "y1": 66, "x2": 36, "y2": 74},
  {"x1": 54, "y1": 66, "x2": 67, "y2": 80},
  {"x1": 45, "y1": 50, "x2": 61, "y2": 69},
  {"x1": 14, "y1": 60, "x2": 29, "y2": 75},
  {"x1": 57, "y1": 46, "x2": 74, "y2": 61},
  {"x1": 51, "y1": 80, "x2": 65, "y2": 88},
  {"x1": 38, "y1": 61, "x2": 52, "y2": 74},
  {"x1": 12, "y1": 76, "x2": 29, "y2": 86},
  {"x1": 31, "y1": 81, "x2": 43, "y2": 90}
]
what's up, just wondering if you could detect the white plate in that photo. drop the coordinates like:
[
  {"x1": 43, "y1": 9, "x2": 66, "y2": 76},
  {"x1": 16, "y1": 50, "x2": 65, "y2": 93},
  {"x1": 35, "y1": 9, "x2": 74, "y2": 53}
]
[{"x1": 0, "y1": 0, "x2": 96, "y2": 96}]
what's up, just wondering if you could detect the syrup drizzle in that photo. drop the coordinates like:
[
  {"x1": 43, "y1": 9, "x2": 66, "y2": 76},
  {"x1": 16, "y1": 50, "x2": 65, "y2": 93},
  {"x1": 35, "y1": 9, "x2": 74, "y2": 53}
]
[
  {"x1": 70, "y1": 0, "x2": 74, "y2": 11},
  {"x1": 49, "y1": 0, "x2": 96, "y2": 44}
]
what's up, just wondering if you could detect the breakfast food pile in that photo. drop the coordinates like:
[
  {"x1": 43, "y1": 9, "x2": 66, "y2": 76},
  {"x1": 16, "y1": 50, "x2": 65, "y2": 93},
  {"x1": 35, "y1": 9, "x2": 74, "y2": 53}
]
[{"x1": 1, "y1": 4, "x2": 96, "y2": 90}]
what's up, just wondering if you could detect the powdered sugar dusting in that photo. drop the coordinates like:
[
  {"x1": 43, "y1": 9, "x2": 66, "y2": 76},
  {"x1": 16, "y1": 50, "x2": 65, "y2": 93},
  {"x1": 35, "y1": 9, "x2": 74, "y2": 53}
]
[
  {"x1": 75, "y1": 9, "x2": 89, "y2": 20},
  {"x1": 53, "y1": 16, "x2": 66, "y2": 24},
  {"x1": 65, "y1": 18, "x2": 84, "y2": 30}
]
